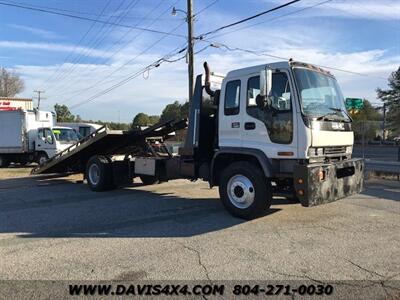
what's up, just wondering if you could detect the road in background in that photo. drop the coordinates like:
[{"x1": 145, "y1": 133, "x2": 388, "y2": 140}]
[{"x1": 353, "y1": 144, "x2": 399, "y2": 161}]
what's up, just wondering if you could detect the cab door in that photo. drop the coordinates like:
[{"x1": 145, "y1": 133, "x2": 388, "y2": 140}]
[
  {"x1": 36, "y1": 128, "x2": 57, "y2": 158},
  {"x1": 240, "y1": 70, "x2": 297, "y2": 159},
  {"x1": 218, "y1": 79, "x2": 242, "y2": 147}
]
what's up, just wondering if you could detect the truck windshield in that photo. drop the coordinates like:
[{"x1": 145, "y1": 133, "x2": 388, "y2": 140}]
[
  {"x1": 294, "y1": 68, "x2": 350, "y2": 122},
  {"x1": 52, "y1": 128, "x2": 79, "y2": 143}
]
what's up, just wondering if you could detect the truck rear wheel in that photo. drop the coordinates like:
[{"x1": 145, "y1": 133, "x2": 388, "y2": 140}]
[
  {"x1": 86, "y1": 156, "x2": 115, "y2": 191},
  {"x1": 0, "y1": 156, "x2": 10, "y2": 168},
  {"x1": 219, "y1": 161, "x2": 272, "y2": 220},
  {"x1": 139, "y1": 175, "x2": 158, "y2": 185}
]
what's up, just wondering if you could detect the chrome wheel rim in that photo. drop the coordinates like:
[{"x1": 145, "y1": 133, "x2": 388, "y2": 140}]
[
  {"x1": 227, "y1": 174, "x2": 255, "y2": 209},
  {"x1": 88, "y1": 164, "x2": 100, "y2": 185}
]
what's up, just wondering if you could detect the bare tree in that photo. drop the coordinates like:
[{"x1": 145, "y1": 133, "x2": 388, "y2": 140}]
[{"x1": 0, "y1": 67, "x2": 25, "y2": 97}]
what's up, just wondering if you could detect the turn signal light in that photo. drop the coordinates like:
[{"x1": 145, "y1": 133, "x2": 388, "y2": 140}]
[{"x1": 318, "y1": 170, "x2": 325, "y2": 181}]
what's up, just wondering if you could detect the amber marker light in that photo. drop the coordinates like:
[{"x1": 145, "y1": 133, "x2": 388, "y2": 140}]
[
  {"x1": 318, "y1": 169, "x2": 325, "y2": 181},
  {"x1": 277, "y1": 152, "x2": 294, "y2": 156}
]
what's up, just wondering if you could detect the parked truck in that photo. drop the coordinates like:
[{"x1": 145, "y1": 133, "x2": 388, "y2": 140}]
[
  {"x1": 0, "y1": 109, "x2": 80, "y2": 167},
  {"x1": 57, "y1": 122, "x2": 103, "y2": 139},
  {"x1": 32, "y1": 60, "x2": 364, "y2": 219}
]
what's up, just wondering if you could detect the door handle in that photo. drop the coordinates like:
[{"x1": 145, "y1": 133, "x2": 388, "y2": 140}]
[{"x1": 244, "y1": 122, "x2": 256, "y2": 130}]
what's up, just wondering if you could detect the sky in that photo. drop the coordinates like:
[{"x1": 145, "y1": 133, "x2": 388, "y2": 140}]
[{"x1": 0, "y1": 0, "x2": 399, "y2": 122}]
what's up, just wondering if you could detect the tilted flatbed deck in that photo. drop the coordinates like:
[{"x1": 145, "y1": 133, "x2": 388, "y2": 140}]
[{"x1": 32, "y1": 119, "x2": 187, "y2": 175}]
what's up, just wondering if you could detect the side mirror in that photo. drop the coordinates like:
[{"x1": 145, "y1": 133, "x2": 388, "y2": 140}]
[{"x1": 260, "y1": 68, "x2": 272, "y2": 97}]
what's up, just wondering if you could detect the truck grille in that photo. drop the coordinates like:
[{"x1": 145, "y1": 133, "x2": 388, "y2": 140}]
[{"x1": 324, "y1": 146, "x2": 346, "y2": 155}]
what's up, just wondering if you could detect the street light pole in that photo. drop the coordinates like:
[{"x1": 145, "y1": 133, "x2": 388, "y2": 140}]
[{"x1": 187, "y1": 0, "x2": 194, "y2": 103}]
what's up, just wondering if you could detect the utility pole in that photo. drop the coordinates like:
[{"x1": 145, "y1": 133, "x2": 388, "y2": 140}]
[
  {"x1": 34, "y1": 90, "x2": 45, "y2": 110},
  {"x1": 187, "y1": 0, "x2": 194, "y2": 103},
  {"x1": 171, "y1": 1, "x2": 194, "y2": 102}
]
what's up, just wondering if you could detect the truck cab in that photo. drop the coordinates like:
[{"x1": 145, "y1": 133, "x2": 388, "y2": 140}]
[
  {"x1": 35, "y1": 126, "x2": 79, "y2": 164},
  {"x1": 181, "y1": 60, "x2": 363, "y2": 218}
]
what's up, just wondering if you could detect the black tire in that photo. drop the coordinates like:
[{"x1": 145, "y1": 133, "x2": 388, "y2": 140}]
[
  {"x1": 219, "y1": 161, "x2": 272, "y2": 220},
  {"x1": 0, "y1": 156, "x2": 10, "y2": 168},
  {"x1": 36, "y1": 153, "x2": 49, "y2": 165},
  {"x1": 85, "y1": 156, "x2": 115, "y2": 191},
  {"x1": 139, "y1": 175, "x2": 158, "y2": 185}
]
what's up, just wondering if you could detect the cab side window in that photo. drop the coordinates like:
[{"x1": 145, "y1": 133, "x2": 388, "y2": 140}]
[
  {"x1": 247, "y1": 73, "x2": 293, "y2": 144},
  {"x1": 37, "y1": 128, "x2": 44, "y2": 140},
  {"x1": 224, "y1": 80, "x2": 241, "y2": 115},
  {"x1": 44, "y1": 128, "x2": 54, "y2": 144}
]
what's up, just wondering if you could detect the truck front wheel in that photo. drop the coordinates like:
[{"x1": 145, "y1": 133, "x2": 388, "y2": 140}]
[
  {"x1": 86, "y1": 156, "x2": 115, "y2": 191},
  {"x1": 37, "y1": 153, "x2": 48, "y2": 165},
  {"x1": 219, "y1": 161, "x2": 272, "y2": 220}
]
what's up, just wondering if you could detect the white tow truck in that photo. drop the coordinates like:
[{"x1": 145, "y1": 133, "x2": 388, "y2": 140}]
[
  {"x1": 0, "y1": 109, "x2": 80, "y2": 167},
  {"x1": 33, "y1": 60, "x2": 363, "y2": 219}
]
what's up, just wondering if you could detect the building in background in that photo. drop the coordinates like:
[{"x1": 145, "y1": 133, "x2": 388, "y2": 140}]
[{"x1": 0, "y1": 97, "x2": 33, "y2": 111}]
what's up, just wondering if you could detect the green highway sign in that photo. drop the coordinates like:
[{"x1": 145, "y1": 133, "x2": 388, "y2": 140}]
[{"x1": 346, "y1": 98, "x2": 364, "y2": 110}]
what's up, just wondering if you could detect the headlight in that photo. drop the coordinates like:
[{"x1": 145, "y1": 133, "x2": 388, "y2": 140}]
[
  {"x1": 308, "y1": 147, "x2": 324, "y2": 156},
  {"x1": 345, "y1": 146, "x2": 352, "y2": 154}
]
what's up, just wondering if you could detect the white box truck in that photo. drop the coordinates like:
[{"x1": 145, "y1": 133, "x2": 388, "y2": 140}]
[{"x1": 0, "y1": 109, "x2": 80, "y2": 167}]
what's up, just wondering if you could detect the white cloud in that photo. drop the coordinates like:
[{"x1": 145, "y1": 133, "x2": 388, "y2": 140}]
[
  {"x1": 267, "y1": 0, "x2": 400, "y2": 21},
  {"x1": 0, "y1": 40, "x2": 111, "y2": 58},
  {"x1": 8, "y1": 24, "x2": 64, "y2": 39}
]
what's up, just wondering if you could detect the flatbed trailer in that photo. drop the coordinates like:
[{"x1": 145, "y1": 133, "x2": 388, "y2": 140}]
[{"x1": 32, "y1": 119, "x2": 187, "y2": 175}]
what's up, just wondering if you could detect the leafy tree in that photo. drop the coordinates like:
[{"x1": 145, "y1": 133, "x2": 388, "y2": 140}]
[
  {"x1": 160, "y1": 101, "x2": 182, "y2": 122},
  {"x1": 148, "y1": 115, "x2": 160, "y2": 125},
  {"x1": 160, "y1": 101, "x2": 189, "y2": 122},
  {"x1": 350, "y1": 99, "x2": 381, "y2": 141},
  {"x1": 0, "y1": 67, "x2": 24, "y2": 97},
  {"x1": 54, "y1": 104, "x2": 75, "y2": 122},
  {"x1": 377, "y1": 66, "x2": 400, "y2": 134},
  {"x1": 132, "y1": 113, "x2": 150, "y2": 127}
]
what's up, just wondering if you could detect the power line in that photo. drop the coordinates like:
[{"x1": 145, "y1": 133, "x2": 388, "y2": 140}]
[
  {"x1": 49, "y1": 0, "x2": 178, "y2": 98},
  {"x1": 206, "y1": 0, "x2": 333, "y2": 40},
  {"x1": 6, "y1": 0, "x2": 182, "y2": 21},
  {"x1": 206, "y1": 40, "x2": 388, "y2": 80},
  {"x1": 46, "y1": 0, "x2": 142, "y2": 93},
  {"x1": 69, "y1": 46, "x2": 189, "y2": 110},
  {"x1": 41, "y1": 0, "x2": 113, "y2": 90},
  {"x1": 52, "y1": 20, "x2": 187, "y2": 101},
  {"x1": 195, "y1": 0, "x2": 220, "y2": 16},
  {"x1": 69, "y1": 43, "x2": 211, "y2": 110},
  {"x1": 0, "y1": 0, "x2": 187, "y2": 38},
  {"x1": 197, "y1": 0, "x2": 300, "y2": 39}
]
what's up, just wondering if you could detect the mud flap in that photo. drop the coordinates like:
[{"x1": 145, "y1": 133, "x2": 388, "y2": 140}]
[{"x1": 293, "y1": 158, "x2": 364, "y2": 207}]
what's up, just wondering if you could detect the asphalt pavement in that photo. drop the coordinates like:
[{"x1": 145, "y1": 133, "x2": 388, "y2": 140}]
[{"x1": 0, "y1": 172, "x2": 399, "y2": 298}]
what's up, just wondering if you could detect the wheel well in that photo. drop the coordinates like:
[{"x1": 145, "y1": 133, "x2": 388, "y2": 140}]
[
  {"x1": 212, "y1": 153, "x2": 265, "y2": 186},
  {"x1": 35, "y1": 151, "x2": 48, "y2": 158}
]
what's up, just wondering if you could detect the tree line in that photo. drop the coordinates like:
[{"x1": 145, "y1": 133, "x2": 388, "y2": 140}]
[{"x1": 54, "y1": 100, "x2": 189, "y2": 131}]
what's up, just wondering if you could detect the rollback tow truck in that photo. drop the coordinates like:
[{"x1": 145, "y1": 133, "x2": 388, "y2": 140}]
[{"x1": 33, "y1": 60, "x2": 364, "y2": 219}]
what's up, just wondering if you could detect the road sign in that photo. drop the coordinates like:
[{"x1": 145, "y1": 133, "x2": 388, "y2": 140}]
[{"x1": 346, "y1": 98, "x2": 364, "y2": 110}]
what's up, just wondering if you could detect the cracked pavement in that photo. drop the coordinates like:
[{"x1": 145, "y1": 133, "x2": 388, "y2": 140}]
[{"x1": 0, "y1": 170, "x2": 399, "y2": 297}]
